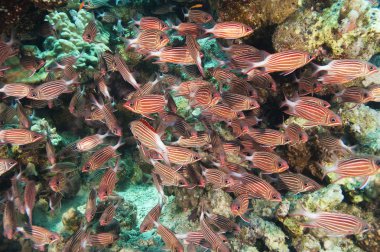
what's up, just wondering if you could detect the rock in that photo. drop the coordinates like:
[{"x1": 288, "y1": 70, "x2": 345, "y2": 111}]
[{"x1": 62, "y1": 207, "x2": 82, "y2": 232}]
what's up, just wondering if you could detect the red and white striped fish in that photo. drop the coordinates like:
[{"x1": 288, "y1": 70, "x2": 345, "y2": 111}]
[
  {"x1": 146, "y1": 46, "x2": 200, "y2": 65},
  {"x1": 170, "y1": 133, "x2": 211, "y2": 148},
  {"x1": 151, "y1": 159, "x2": 189, "y2": 187},
  {"x1": 27, "y1": 79, "x2": 76, "y2": 100},
  {"x1": 318, "y1": 135, "x2": 356, "y2": 155},
  {"x1": 186, "y1": 35, "x2": 204, "y2": 77},
  {"x1": 222, "y1": 92, "x2": 259, "y2": 111},
  {"x1": 283, "y1": 123, "x2": 308, "y2": 144},
  {"x1": 0, "y1": 158, "x2": 17, "y2": 176},
  {"x1": 85, "y1": 189, "x2": 97, "y2": 223},
  {"x1": 154, "y1": 221, "x2": 184, "y2": 252},
  {"x1": 98, "y1": 159, "x2": 119, "y2": 201},
  {"x1": 140, "y1": 202, "x2": 163, "y2": 233},
  {"x1": 3, "y1": 200, "x2": 16, "y2": 239},
  {"x1": 202, "y1": 104, "x2": 245, "y2": 122},
  {"x1": 368, "y1": 84, "x2": 380, "y2": 101},
  {"x1": 321, "y1": 156, "x2": 380, "y2": 189},
  {"x1": 88, "y1": 233, "x2": 118, "y2": 246},
  {"x1": 0, "y1": 129, "x2": 44, "y2": 145},
  {"x1": 244, "y1": 151, "x2": 289, "y2": 174},
  {"x1": 247, "y1": 128, "x2": 290, "y2": 147},
  {"x1": 20, "y1": 56, "x2": 45, "y2": 77},
  {"x1": 333, "y1": 87, "x2": 374, "y2": 104},
  {"x1": 99, "y1": 203, "x2": 117, "y2": 226},
  {"x1": 276, "y1": 172, "x2": 321, "y2": 193},
  {"x1": 130, "y1": 119, "x2": 170, "y2": 164},
  {"x1": 204, "y1": 212, "x2": 240, "y2": 233},
  {"x1": 205, "y1": 22, "x2": 253, "y2": 39},
  {"x1": 123, "y1": 94, "x2": 167, "y2": 118},
  {"x1": 114, "y1": 54, "x2": 140, "y2": 90},
  {"x1": 202, "y1": 166, "x2": 235, "y2": 189},
  {"x1": 248, "y1": 71, "x2": 277, "y2": 91},
  {"x1": 0, "y1": 83, "x2": 33, "y2": 99},
  {"x1": 298, "y1": 96, "x2": 331, "y2": 108},
  {"x1": 166, "y1": 146, "x2": 202, "y2": 165},
  {"x1": 75, "y1": 131, "x2": 110, "y2": 152},
  {"x1": 133, "y1": 17, "x2": 169, "y2": 31},
  {"x1": 244, "y1": 50, "x2": 314, "y2": 75},
  {"x1": 127, "y1": 29, "x2": 169, "y2": 51},
  {"x1": 231, "y1": 193, "x2": 249, "y2": 220},
  {"x1": 171, "y1": 22, "x2": 203, "y2": 37},
  {"x1": 91, "y1": 95, "x2": 122, "y2": 136},
  {"x1": 49, "y1": 173, "x2": 66, "y2": 193},
  {"x1": 82, "y1": 20, "x2": 97, "y2": 43},
  {"x1": 189, "y1": 85, "x2": 221, "y2": 109},
  {"x1": 200, "y1": 210, "x2": 230, "y2": 252},
  {"x1": 296, "y1": 76, "x2": 323, "y2": 96},
  {"x1": 184, "y1": 9, "x2": 213, "y2": 24},
  {"x1": 24, "y1": 180, "x2": 36, "y2": 225},
  {"x1": 281, "y1": 96, "x2": 342, "y2": 127},
  {"x1": 16, "y1": 225, "x2": 60, "y2": 250},
  {"x1": 82, "y1": 138, "x2": 123, "y2": 172},
  {"x1": 172, "y1": 80, "x2": 210, "y2": 97},
  {"x1": 16, "y1": 102, "x2": 31, "y2": 129},
  {"x1": 291, "y1": 207, "x2": 369, "y2": 236},
  {"x1": 176, "y1": 231, "x2": 211, "y2": 250}
]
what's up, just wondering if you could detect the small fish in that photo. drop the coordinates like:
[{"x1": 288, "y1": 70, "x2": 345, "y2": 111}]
[
  {"x1": 244, "y1": 50, "x2": 314, "y2": 75},
  {"x1": 78, "y1": 0, "x2": 85, "y2": 11},
  {"x1": 114, "y1": 54, "x2": 140, "y2": 90},
  {"x1": 296, "y1": 76, "x2": 323, "y2": 96},
  {"x1": 201, "y1": 166, "x2": 235, "y2": 189},
  {"x1": 63, "y1": 224, "x2": 89, "y2": 252},
  {"x1": 102, "y1": 52, "x2": 118, "y2": 72},
  {"x1": 189, "y1": 85, "x2": 221, "y2": 109},
  {"x1": 321, "y1": 156, "x2": 380, "y2": 189},
  {"x1": 16, "y1": 101, "x2": 31, "y2": 129},
  {"x1": 11, "y1": 173, "x2": 25, "y2": 214},
  {"x1": 166, "y1": 146, "x2": 202, "y2": 165},
  {"x1": 0, "y1": 129, "x2": 44, "y2": 145},
  {"x1": 222, "y1": 92, "x2": 259, "y2": 111},
  {"x1": 333, "y1": 86, "x2": 374, "y2": 104},
  {"x1": 24, "y1": 180, "x2": 36, "y2": 225},
  {"x1": 158, "y1": 112, "x2": 196, "y2": 138},
  {"x1": 146, "y1": 46, "x2": 200, "y2": 65},
  {"x1": 99, "y1": 203, "x2": 117, "y2": 226},
  {"x1": 0, "y1": 83, "x2": 33, "y2": 99},
  {"x1": 244, "y1": 151, "x2": 289, "y2": 174},
  {"x1": 96, "y1": 76, "x2": 112, "y2": 101},
  {"x1": 281, "y1": 96, "x2": 342, "y2": 127},
  {"x1": 154, "y1": 221, "x2": 184, "y2": 252},
  {"x1": 291, "y1": 207, "x2": 369, "y2": 236},
  {"x1": 75, "y1": 131, "x2": 110, "y2": 152},
  {"x1": 82, "y1": 20, "x2": 98, "y2": 43},
  {"x1": 20, "y1": 56, "x2": 45, "y2": 77},
  {"x1": 231, "y1": 193, "x2": 249, "y2": 220},
  {"x1": 82, "y1": 138, "x2": 123, "y2": 172},
  {"x1": 171, "y1": 80, "x2": 210, "y2": 97},
  {"x1": 151, "y1": 159, "x2": 189, "y2": 187},
  {"x1": 283, "y1": 123, "x2": 308, "y2": 144},
  {"x1": 204, "y1": 212, "x2": 240, "y2": 233},
  {"x1": 248, "y1": 72, "x2": 277, "y2": 91},
  {"x1": 3, "y1": 200, "x2": 16, "y2": 239},
  {"x1": 132, "y1": 17, "x2": 169, "y2": 31},
  {"x1": 46, "y1": 139, "x2": 56, "y2": 165},
  {"x1": 140, "y1": 202, "x2": 163, "y2": 233},
  {"x1": 85, "y1": 189, "x2": 97, "y2": 223},
  {"x1": 184, "y1": 9, "x2": 213, "y2": 24},
  {"x1": 16, "y1": 225, "x2": 60, "y2": 251},
  {"x1": 200, "y1": 210, "x2": 230, "y2": 252},
  {"x1": 0, "y1": 158, "x2": 17, "y2": 176},
  {"x1": 98, "y1": 159, "x2": 119, "y2": 201},
  {"x1": 27, "y1": 79, "x2": 76, "y2": 101},
  {"x1": 186, "y1": 35, "x2": 204, "y2": 77},
  {"x1": 202, "y1": 104, "x2": 245, "y2": 122},
  {"x1": 88, "y1": 233, "x2": 118, "y2": 246},
  {"x1": 171, "y1": 22, "x2": 203, "y2": 37},
  {"x1": 123, "y1": 94, "x2": 167, "y2": 118},
  {"x1": 205, "y1": 22, "x2": 253, "y2": 39},
  {"x1": 130, "y1": 119, "x2": 170, "y2": 164},
  {"x1": 91, "y1": 95, "x2": 122, "y2": 136},
  {"x1": 48, "y1": 193, "x2": 62, "y2": 214},
  {"x1": 126, "y1": 29, "x2": 169, "y2": 52},
  {"x1": 276, "y1": 172, "x2": 322, "y2": 193},
  {"x1": 176, "y1": 231, "x2": 211, "y2": 250},
  {"x1": 298, "y1": 96, "x2": 331, "y2": 108},
  {"x1": 247, "y1": 128, "x2": 290, "y2": 147},
  {"x1": 49, "y1": 173, "x2": 66, "y2": 193},
  {"x1": 318, "y1": 135, "x2": 356, "y2": 155},
  {"x1": 170, "y1": 133, "x2": 211, "y2": 148}
]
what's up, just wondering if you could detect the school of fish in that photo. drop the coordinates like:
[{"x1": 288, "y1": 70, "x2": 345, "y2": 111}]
[{"x1": 0, "y1": 0, "x2": 379, "y2": 251}]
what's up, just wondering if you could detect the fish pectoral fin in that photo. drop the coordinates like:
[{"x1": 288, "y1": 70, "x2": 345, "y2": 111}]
[
  {"x1": 280, "y1": 69, "x2": 297, "y2": 76},
  {"x1": 359, "y1": 176, "x2": 370, "y2": 189}
]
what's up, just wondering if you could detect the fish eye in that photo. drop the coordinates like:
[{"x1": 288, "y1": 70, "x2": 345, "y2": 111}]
[
  {"x1": 369, "y1": 65, "x2": 374, "y2": 71},
  {"x1": 85, "y1": 164, "x2": 91, "y2": 170},
  {"x1": 272, "y1": 195, "x2": 278, "y2": 199},
  {"x1": 33, "y1": 134, "x2": 39, "y2": 139},
  {"x1": 278, "y1": 162, "x2": 282, "y2": 167},
  {"x1": 330, "y1": 117, "x2": 336, "y2": 123},
  {"x1": 87, "y1": 34, "x2": 91, "y2": 39},
  {"x1": 304, "y1": 182, "x2": 310, "y2": 187},
  {"x1": 224, "y1": 179, "x2": 230, "y2": 184},
  {"x1": 363, "y1": 92, "x2": 369, "y2": 98},
  {"x1": 9, "y1": 161, "x2": 15, "y2": 165},
  {"x1": 236, "y1": 205, "x2": 240, "y2": 210},
  {"x1": 375, "y1": 159, "x2": 380, "y2": 166}
]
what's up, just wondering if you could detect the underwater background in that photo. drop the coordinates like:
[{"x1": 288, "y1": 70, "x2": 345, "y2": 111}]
[{"x1": 0, "y1": 0, "x2": 379, "y2": 251}]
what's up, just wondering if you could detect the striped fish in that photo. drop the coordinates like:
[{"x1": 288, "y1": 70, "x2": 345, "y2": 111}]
[
  {"x1": 88, "y1": 233, "x2": 118, "y2": 246},
  {"x1": 277, "y1": 172, "x2": 322, "y2": 193},
  {"x1": 28, "y1": 79, "x2": 76, "y2": 100},
  {"x1": 281, "y1": 96, "x2": 342, "y2": 127},
  {"x1": 322, "y1": 157, "x2": 380, "y2": 188},
  {"x1": 114, "y1": 54, "x2": 140, "y2": 90},
  {"x1": 97, "y1": 76, "x2": 111, "y2": 100},
  {"x1": 16, "y1": 102, "x2": 31, "y2": 129},
  {"x1": 318, "y1": 135, "x2": 356, "y2": 155},
  {"x1": 81, "y1": 139, "x2": 123, "y2": 172},
  {"x1": 244, "y1": 151, "x2": 289, "y2": 174},
  {"x1": 63, "y1": 225, "x2": 89, "y2": 252},
  {"x1": 49, "y1": 173, "x2": 66, "y2": 193},
  {"x1": 222, "y1": 44, "x2": 259, "y2": 56},
  {"x1": 20, "y1": 56, "x2": 45, "y2": 77},
  {"x1": 11, "y1": 173, "x2": 25, "y2": 214},
  {"x1": 146, "y1": 46, "x2": 198, "y2": 65},
  {"x1": 204, "y1": 212, "x2": 240, "y2": 233},
  {"x1": 166, "y1": 146, "x2": 202, "y2": 165},
  {"x1": 151, "y1": 159, "x2": 189, "y2": 187},
  {"x1": 296, "y1": 76, "x2": 323, "y2": 96},
  {"x1": 102, "y1": 52, "x2": 117, "y2": 72},
  {"x1": 313, "y1": 60, "x2": 378, "y2": 80},
  {"x1": 127, "y1": 29, "x2": 169, "y2": 51},
  {"x1": 98, "y1": 160, "x2": 119, "y2": 201},
  {"x1": 3, "y1": 201, "x2": 16, "y2": 239},
  {"x1": 186, "y1": 35, "x2": 204, "y2": 77},
  {"x1": 172, "y1": 80, "x2": 210, "y2": 97},
  {"x1": 0, "y1": 129, "x2": 44, "y2": 145},
  {"x1": 248, "y1": 72, "x2": 277, "y2": 91},
  {"x1": 0, "y1": 83, "x2": 33, "y2": 98},
  {"x1": 201, "y1": 167, "x2": 234, "y2": 189},
  {"x1": 130, "y1": 77, "x2": 161, "y2": 99},
  {"x1": 130, "y1": 119, "x2": 170, "y2": 164},
  {"x1": 291, "y1": 208, "x2": 369, "y2": 236},
  {"x1": 85, "y1": 189, "x2": 97, "y2": 223},
  {"x1": 368, "y1": 84, "x2": 380, "y2": 101},
  {"x1": 200, "y1": 211, "x2": 230, "y2": 252},
  {"x1": 283, "y1": 123, "x2": 308, "y2": 144},
  {"x1": 172, "y1": 22, "x2": 203, "y2": 37},
  {"x1": 48, "y1": 193, "x2": 62, "y2": 214},
  {"x1": 244, "y1": 50, "x2": 314, "y2": 75},
  {"x1": 298, "y1": 96, "x2": 331, "y2": 108},
  {"x1": 247, "y1": 128, "x2": 289, "y2": 147},
  {"x1": 170, "y1": 133, "x2": 211, "y2": 148},
  {"x1": 123, "y1": 94, "x2": 167, "y2": 117},
  {"x1": 222, "y1": 92, "x2": 259, "y2": 111},
  {"x1": 154, "y1": 222, "x2": 184, "y2": 252},
  {"x1": 203, "y1": 104, "x2": 245, "y2": 122},
  {"x1": 223, "y1": 141, "x2": 241, "y2": 155},
  {"x1": 75, "y1": 132, "x2": 110, "y2": 152},
  {"x1": 16, "y1": 225, "x2": 60, "y2": 250},
  {"x1": 0, "y1": 158, "x2": 17, "y2": 176},
  {"x1": 24, "y1": 180, "x2": 36, "y2": 225},
  {"x1": 99, "y1": 204, "x2": 116, "y2": 226},
  {"x1": 228, "y1": 77, "x2": 258, "y2": 98},
  {"x1": 82, "y1": 20, "x2": 97, "y2": 43},
  {"x1": 211, "y1": 68, "x2": 238, "y2": 86},
  {"x1": 46, "y1": 139, "x2": 56, "y2": 165},
  {"x1": 230, "y1": 172, "x2": 282, "y2": 201},
  {"x1": 231, "y1": 193, "x2": 249, "y2": 220},
  {"x1": 84, "y1": 0, "x2": 112, "y2": 9},
  {"x1": 158, "y1": 113, "x2": 196, "y2": 138},
  {"x1": 140, "y1": 202, "x2": 163, "y2": 233},
  {"x1": 184, "y1": 9, "x2": 213, "y2": 23},
  {"x1": 91, "y1": 95, "x2": 122, "y2": 136},
  {"x1": 333, "y1": 87, "x2": 374, "y2": 104},
  {"x1": 189, "y1": 85, "x2": 221, "y2": 109},
  {"x1": 133, "y1": 17, "x2": 169, "y2": 31},
  {"x1": 205, "y1": 22, "x2": 253, "y2": 39},
  {"x1": 176, "y1": 231, "x2": 211, "y2": 250}
]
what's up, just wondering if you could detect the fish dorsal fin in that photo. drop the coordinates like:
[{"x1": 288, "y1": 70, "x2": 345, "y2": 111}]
[{"x1": 139, "y1": 118, "x2": 156, "y2": 133}]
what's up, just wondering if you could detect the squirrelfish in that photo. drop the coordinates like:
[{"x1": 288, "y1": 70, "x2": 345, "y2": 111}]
[
  {"x1": 205, "y1": 22, "x2": 253, "y2": 39},
  {"x1": 0, "y1": 129, "x2": 44, "y2": 145}
]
